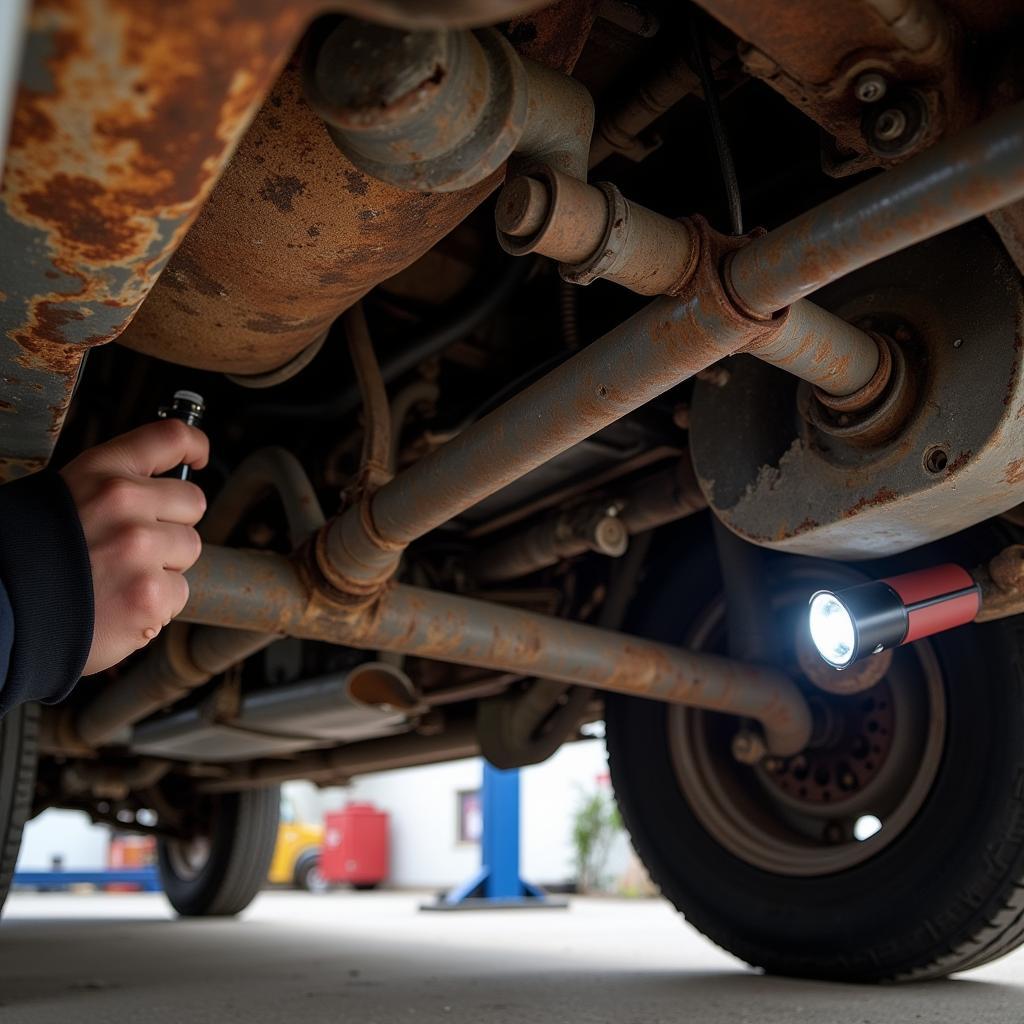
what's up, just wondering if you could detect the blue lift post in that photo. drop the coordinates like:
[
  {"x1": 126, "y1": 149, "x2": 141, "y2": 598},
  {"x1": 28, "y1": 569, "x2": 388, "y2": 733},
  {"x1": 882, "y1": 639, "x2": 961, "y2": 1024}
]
[{"x1": 424, "y1": 762, "x2": 567, "y2": 910}]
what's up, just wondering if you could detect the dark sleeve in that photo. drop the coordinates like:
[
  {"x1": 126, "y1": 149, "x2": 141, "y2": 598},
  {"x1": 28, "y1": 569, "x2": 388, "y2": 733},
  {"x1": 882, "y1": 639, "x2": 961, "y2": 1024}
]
[
  {"x1": 0, "y1": 579, "x2": 12, "y2": 689},
  {"x1": 0, "y1": 469, "x2": 94, "y2": 716}
]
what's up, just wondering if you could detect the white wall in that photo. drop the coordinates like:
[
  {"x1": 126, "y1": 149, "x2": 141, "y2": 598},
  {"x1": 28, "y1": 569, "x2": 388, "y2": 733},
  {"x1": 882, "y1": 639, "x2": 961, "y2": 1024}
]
[
  {"x1": 293, "y1": 735, "x2": 629, "y2": 890},
  {"x1": 17, "y1": 810, "x2": 110, "y2": 871}
]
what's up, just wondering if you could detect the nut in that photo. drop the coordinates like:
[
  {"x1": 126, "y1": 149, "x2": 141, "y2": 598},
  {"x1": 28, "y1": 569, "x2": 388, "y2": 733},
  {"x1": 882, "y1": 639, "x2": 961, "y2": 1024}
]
[{"x1": 854, "y1": 72, "x2": 887, "y2": 104}]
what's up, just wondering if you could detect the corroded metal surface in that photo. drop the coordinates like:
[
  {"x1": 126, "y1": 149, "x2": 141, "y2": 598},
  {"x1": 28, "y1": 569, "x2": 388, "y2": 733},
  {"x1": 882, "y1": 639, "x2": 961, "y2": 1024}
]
[
  {"x1": 974, "y1": 544, "x2": 1024, "y2": 623},
  {"x1": 728, "y1": 100, "x2": 1024, "y2": 315},
  {"x1": 310, "y1": 24, "x2": 529, "y2": 193},
  {"x1": 312, "y1": 20, "x2": 594, "y2": 191},
  {"x1": 588, "y1": 50, "x2": 699, "y2": 168},
  {"x1": 697, "y1": 0, "x2": 959, "y2": 175},
  {"x1": 182, "y1": 544, "x2": 813, "y2": 756},
  {"x1": 114, "y1": 64, "x2": 500, "y2": 374},
  {"x1": 115, "y1": 7, "x2": 591, "y2": 374},
  {"x1": 693, "y1": 222, "x2": 1024, "y2": 558},
  {"x1": 321, "y1": 217, "x2": 780, "y2": 591},
  {"x1": 473, "y1": 453, "x2": 706, "y2": 582},
  {"x1": 497, "y1": 168, "x2": 698, "y2": 296},
  {"x1": 743, "y1": 297, "x2": 881, "y2": 396},
  {"x1": 0, "y1": 0, "x2": 318, "y2": 477}
]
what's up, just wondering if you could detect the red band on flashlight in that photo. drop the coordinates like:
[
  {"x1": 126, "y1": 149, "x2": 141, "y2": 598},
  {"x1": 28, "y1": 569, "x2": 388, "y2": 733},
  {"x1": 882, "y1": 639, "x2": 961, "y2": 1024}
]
[
  {"x1": 902, "y1": 592, "x2": 979, "y2": 643},
  {"x1": 882, "y1": 563, "x2": 980, "y2": 645}
]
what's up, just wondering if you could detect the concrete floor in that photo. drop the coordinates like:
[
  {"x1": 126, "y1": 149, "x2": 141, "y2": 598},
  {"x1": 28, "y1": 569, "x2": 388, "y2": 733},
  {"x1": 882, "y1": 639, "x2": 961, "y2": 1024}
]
[{"x1": 1, "y1": 891, "x2": 1023, "y2": 1023}]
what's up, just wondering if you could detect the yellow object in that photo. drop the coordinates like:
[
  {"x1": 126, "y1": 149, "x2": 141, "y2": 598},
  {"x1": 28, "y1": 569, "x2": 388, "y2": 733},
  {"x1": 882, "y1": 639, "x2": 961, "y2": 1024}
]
[{"x1": 268, "y1": 821, "x2": 324, "y2": 887}]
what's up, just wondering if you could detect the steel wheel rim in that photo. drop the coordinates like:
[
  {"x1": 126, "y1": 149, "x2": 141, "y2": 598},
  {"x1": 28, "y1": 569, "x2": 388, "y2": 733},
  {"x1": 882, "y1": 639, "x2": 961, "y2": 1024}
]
[
  {"x1": 166, "y1": 835, "x2": 212, "y2": 881},
  {"x1": 668, "y1": 568, "x2": 947, "y2": 877}
]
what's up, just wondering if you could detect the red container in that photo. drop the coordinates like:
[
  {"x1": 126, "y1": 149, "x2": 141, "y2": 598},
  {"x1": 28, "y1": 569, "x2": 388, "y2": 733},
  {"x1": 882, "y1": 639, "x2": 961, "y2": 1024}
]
[{"x1": 320, "y1": 803, "x2": 389, "y2": 887}]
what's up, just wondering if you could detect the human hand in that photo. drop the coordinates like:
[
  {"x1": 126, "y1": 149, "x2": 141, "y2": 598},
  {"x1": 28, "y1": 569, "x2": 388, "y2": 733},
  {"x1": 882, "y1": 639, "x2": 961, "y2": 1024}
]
[{"x1": 59, "y1": 419, "x2": 209, "y2": 675}]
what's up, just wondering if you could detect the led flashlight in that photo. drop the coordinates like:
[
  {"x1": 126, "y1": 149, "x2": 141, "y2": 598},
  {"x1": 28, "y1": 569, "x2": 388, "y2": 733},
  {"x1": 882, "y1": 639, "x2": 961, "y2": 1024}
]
[{"x1": 809, "y1": 564, "x2": 981, "y2": 668}]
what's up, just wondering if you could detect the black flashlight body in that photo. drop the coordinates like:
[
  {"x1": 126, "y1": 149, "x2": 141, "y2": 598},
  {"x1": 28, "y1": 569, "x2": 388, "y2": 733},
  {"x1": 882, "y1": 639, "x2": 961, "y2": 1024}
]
[{"x1": 158, "y1": 390, "x2": 205, "y2": 481}]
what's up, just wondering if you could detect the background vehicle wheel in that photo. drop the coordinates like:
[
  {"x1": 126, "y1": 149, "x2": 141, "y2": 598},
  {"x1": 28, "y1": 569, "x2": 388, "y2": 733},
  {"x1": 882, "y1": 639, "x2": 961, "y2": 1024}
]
[
  {"x1": 0, "y1": 703, "x2": 39, "y2": 916},
  {"x1": 293, "y1": 850, "x2": 327, "y2": 893},
  {"x1": 158, "y1": 786, "x2": 280, "y2": 917},
  {"x1": 606, "y1": 521, "x2": 1024, "y2": 982}
]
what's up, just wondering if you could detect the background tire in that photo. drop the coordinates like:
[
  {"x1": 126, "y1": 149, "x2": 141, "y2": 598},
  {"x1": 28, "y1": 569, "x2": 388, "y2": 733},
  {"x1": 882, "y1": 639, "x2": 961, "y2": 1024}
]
[
  {"x1": 293, "y1": 850, "x2": 326, "y2": 893},
  {"x1": 0, "y1": 703, "x2": 39, "y2": 916},
  {"x1": 158, "y1": 786, "x2": 280, "y2": 917},
  {"x1": 606, "y1": 520, "x2": 1024, "y2": 982}
]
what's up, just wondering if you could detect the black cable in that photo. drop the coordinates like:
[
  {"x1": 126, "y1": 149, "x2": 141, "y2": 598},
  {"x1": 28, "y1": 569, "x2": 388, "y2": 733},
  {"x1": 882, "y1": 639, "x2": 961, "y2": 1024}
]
[{"x1": 688, "y1": 12, "x2": 743, "y2": 235}]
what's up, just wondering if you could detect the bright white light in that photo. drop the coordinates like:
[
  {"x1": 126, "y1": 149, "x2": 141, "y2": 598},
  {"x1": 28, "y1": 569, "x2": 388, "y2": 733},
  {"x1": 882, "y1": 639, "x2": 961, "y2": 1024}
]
[
  {"x1": 808, "y1": 592, "x2": 856, "y2": 667},
  {"x1": 854, "y1": 814, "x2": 882, "y2": 841}
]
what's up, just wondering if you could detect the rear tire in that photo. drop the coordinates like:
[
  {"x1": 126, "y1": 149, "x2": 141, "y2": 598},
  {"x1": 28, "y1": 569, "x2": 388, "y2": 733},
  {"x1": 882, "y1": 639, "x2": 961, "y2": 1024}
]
[
  {"x1": 0, "y1": 703, "x2": 39, "y2": 916},
  {"x1": 158, "y1": 786, "x2": 280, "y2": 917},
  {"x1": 606, "y1": 522, "x2": 1024, "y2": 982}
]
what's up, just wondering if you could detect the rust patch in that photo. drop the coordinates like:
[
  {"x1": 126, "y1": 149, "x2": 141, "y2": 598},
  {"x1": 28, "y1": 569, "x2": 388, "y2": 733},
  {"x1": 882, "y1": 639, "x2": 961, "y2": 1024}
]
[
  {"x1": 258, "y1": 173, "x2": 307, "y2": 213},
  {"x1": 945, "y1": 450, "x2": 972, "y2": 475},
  {"x1": 21, "y1": 173, "x2": 145, "y2": 263},
  {"x1": 843, "y1": 487, "x2": 898, "y2": 517},
  {"x1": 504, "y1": 0, "x2": 598, "y2": 72},
  {"x1": 343, "y1": 170, "x2": 369, "y2": 197},
  {"x1": 791, "y1": 517, "x2": 819, "y2": 535},
  {"x1": 1005, "y1": 458, "x2": 1024, "y2": 486}
]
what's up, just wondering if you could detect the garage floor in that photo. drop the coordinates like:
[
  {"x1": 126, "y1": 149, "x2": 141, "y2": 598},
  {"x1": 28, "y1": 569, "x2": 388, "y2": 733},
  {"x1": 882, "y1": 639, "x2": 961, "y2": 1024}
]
[{"x1": 1, "y1": 890, "x2": 1023, "y2": 1023}]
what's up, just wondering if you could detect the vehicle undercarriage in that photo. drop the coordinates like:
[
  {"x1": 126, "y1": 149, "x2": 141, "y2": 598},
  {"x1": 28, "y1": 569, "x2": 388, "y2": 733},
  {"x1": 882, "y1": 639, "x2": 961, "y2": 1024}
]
[{"x1": 3, "y1": 0, "x2": 1024, "y2": 982}]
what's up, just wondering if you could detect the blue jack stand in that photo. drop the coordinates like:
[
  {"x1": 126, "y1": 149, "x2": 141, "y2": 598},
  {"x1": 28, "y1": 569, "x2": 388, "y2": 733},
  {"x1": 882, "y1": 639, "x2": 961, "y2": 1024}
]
[{"x1": 423, "y1": 763, "x2": 567, "y2": 911}]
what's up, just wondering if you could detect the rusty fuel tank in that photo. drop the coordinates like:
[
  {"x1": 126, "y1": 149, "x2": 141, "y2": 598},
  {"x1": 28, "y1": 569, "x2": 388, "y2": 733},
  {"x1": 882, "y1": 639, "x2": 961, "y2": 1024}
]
[{"x1": 115, "y1": 2, "x2": 597, "y2": 377}]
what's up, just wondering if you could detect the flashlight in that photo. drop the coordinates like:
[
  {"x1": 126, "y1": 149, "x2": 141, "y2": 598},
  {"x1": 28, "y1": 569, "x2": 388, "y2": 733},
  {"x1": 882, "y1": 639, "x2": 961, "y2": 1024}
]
[
  {"x1": 158, "y1": 389, "x2": 205, "y2": 481},
  {"x1": 808, "y1": 564, "x2": 980, "y2": 668}
]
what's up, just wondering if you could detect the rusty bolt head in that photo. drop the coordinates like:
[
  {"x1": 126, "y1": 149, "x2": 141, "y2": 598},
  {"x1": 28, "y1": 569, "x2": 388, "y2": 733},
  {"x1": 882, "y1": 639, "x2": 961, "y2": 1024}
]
[
  {"x1": 732, "y1": 729, "x2": 767, "y2": 765},
  {"x1": 854, "y1": 72, "x2": 888, "y2": 104},
  {"x1": 496, "y1": 177, "x2": 550, "y2": 237},
  {"x1": 874, "y1": 107, "x2": 909, "y2": 143}
]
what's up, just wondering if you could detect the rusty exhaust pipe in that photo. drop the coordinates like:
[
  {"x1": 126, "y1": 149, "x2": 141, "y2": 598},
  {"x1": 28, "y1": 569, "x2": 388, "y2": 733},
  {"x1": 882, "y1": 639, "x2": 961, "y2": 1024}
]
[{"x1": 180, "y1": 545, "x2": 813, "y2": 757}]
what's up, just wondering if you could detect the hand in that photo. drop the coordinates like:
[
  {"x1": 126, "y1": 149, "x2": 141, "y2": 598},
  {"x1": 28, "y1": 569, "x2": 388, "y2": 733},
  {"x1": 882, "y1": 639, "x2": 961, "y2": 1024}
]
[{"x1": 60, "y1": 419, "x2": 209, "y2": 675}]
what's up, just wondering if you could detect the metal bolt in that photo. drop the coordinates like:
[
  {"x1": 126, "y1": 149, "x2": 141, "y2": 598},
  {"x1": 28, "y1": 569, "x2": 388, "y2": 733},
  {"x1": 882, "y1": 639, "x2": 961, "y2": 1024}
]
[
  {"x1": 874, "y1": 107, "x2": 908, "y2": 142},
  {"x1": 854, "y1": 72, "x2": 887, "y2": 104},
  {"x1": 731, "y1": 729, "x2": 767, "y2": 765}
]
